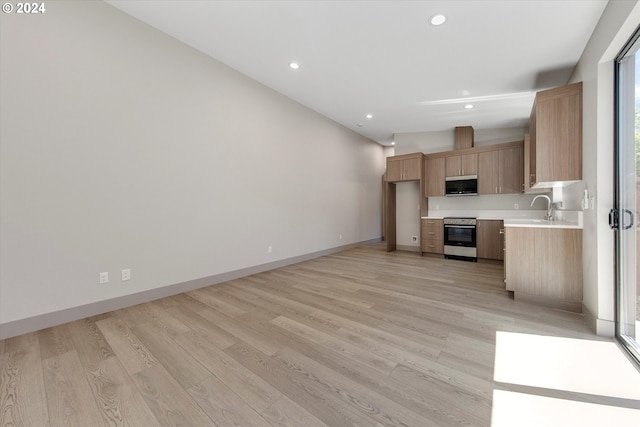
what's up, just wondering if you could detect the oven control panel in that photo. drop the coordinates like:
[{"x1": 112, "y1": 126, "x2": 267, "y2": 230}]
[{"x1": 443, "y1": 217, "x2": 476, "y2": 226}]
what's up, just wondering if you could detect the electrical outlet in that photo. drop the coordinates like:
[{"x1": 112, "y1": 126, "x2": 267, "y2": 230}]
[
  {"x1": 99, "y1": 272, "x2": 109, "y2": 284},
  {"x1": 514, "y1": 203, "x2": 519, "y2": 210},
  {"x1": 411, "y1": 236, "x2": 418, "y2": 243},
  {"x1": 121, "y1": 268, "x2": 131, "y2": 281},
  {"x1": 339, "y1": 234, "x2": 343, "y2": 240},
  {"x1": 267, "y1": 246, "x2": 272, "y2": 253}
]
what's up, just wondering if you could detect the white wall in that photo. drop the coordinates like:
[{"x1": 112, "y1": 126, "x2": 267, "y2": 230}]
[
  {"x1": 396, "y1": 181, "x2": 421, "y2": 248},
  {"x1": 394, "y1": 130, "x2": 455, "y2": 155},
  {"x1": 569, "y1": 0, "x2": 640, "y2": 335},
  {"x1": 395, "y1": 127, "x2": 527, "y2": 155},
  {"x1": 0, "y1": 1, "x2": 384, "y2": 334}
]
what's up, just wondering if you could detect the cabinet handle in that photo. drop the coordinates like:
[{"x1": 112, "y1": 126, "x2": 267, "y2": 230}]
[
  {"x1": 495, "y1": 186, "x2": 498, "y2": 194},
  {"x1": 499, "y1": 229, "x2": 505, "y2": 235},
  {"x1": 530, "y1": 174, "x2": 535, "y2": 186}
]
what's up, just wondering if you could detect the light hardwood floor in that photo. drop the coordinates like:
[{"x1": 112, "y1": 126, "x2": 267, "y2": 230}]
[{"x1": 0, "y1": 244, "x2": 617, "y2": 426}]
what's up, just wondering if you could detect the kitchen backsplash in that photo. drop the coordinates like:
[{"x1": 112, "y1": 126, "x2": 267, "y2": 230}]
[
  {"x1": 428, "y1": 193, "x2": 549, "y2": 212},
  {"x1": 426, "y1": 193, "x2": 584, "y2": 223}
]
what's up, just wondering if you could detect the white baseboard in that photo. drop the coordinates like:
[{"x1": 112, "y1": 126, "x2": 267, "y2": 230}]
[
  {"x1": 0, "y1": 239, "x2": 381, "y2": 340},
  {"x1": 582, "y1": 302, "x2": 615, "y2": 337}
]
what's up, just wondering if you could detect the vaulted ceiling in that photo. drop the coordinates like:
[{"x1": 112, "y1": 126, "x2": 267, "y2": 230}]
[{"x1": 106, "y1": 0, "x2": 608, "y2": 146}]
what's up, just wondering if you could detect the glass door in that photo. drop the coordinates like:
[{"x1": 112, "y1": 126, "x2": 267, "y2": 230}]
[{"x1": 614, "y1": 27, "x2": 640, "y2": 365}]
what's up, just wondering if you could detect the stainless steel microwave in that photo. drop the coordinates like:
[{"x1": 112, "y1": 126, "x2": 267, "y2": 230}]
[{"x1": 445, "y1": 175, "x2": 478, "y2": 196}]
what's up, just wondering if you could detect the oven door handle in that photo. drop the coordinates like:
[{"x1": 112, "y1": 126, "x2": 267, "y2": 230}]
[{"x1": 444, "y1": 225, "x2": 476, "y2": 229}]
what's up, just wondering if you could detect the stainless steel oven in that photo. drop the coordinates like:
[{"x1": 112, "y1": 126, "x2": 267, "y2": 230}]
[{"x1": 443, "y1": 217, "x2": 477, "y2": 261}]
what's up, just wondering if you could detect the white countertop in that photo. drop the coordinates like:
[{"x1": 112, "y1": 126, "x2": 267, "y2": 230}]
[
  {"x1": 421, "y1": 210, "x2": 583, "y2": 229},
  {"x1": 423, "y1": 209, "x2": 547, "y2": 220}
]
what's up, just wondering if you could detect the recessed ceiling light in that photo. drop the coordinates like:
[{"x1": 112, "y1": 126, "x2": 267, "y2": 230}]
[
  {"x1": 357, "y1": 123, "x2": 364, "y2": 127},
  {"x1": 289, "y1": 62, "x2": 300, "y2": 70},
  {"x1": 366, "y1": 114, "x2": 373, "y2": 119},
  {"x1": 464, "y1": 104, "x2": 474, "y2": 109},
  {"x1": 391, "y1": 141, "x2": 396, "y2": 146},
  {"x1": 430, "y1": 14, "x2": 446, "y2": 26}
]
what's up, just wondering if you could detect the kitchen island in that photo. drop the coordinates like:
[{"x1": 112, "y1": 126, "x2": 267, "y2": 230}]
[{"x1": 504, "y1": 216, "x2": 583, "y2": 312}]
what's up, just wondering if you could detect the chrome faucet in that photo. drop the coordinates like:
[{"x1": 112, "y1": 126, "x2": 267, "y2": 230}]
[{"x1": 530, "y1": 194, "x2": 553, "y2": 221}]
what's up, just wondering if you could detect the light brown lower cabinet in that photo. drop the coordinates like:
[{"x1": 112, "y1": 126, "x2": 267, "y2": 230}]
[
  {"x1": 505, "y1": 227, "x2": 582, "y2": 312},
  {"x1": 421, "y1": 219, "x2": 443, "y2": 255},
  {"x1": 476, "y1": 220, "x2": 504, "y2": 260}
]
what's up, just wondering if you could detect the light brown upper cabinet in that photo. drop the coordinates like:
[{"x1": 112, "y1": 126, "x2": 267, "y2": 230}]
[
  {"x1": 478, "y1": 145, "x2": 523, "y2": 194},
  {"x1": 527, "y1": 82, "x2": 582, "y2": 189},
  {"x1": 386, "y1": 153, "x2": 422, "y2": 182},
  {"x1": 501, "y1": 146, "x2": 524, "y2": 194},
  {"x1": 424, "y1": 156, "x2": 445, "y2": 197},
  {"x1": 454, "y1": 126, "x2": 474, "y2": 150},
  {"x1": 445, "y1": 153, "x2": 478, "y2": 177}
]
